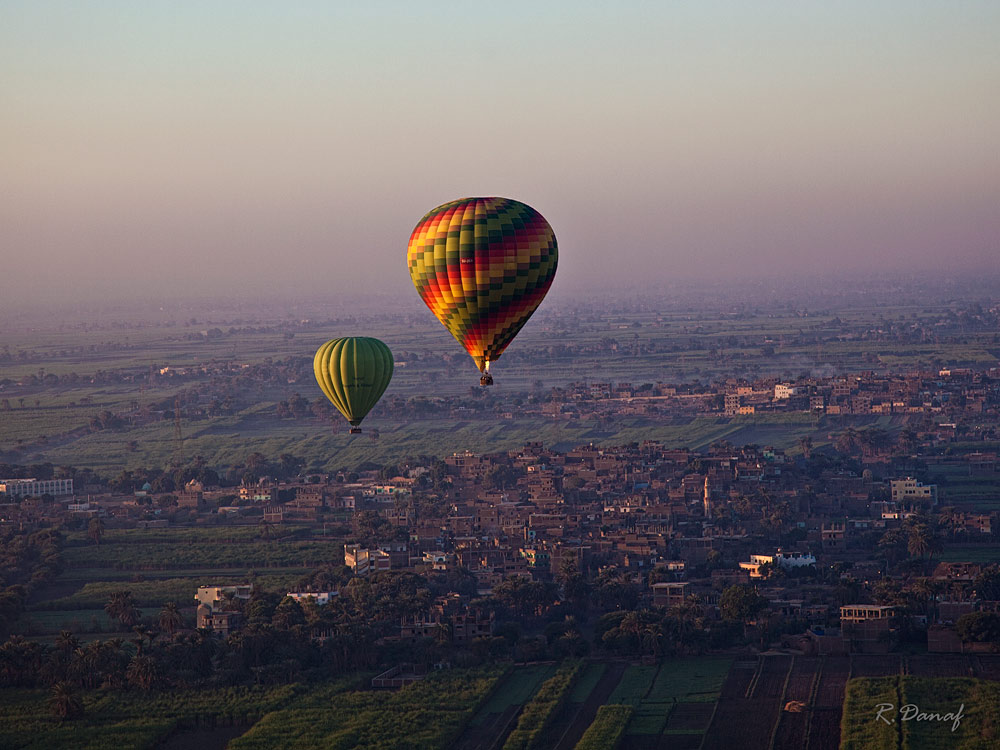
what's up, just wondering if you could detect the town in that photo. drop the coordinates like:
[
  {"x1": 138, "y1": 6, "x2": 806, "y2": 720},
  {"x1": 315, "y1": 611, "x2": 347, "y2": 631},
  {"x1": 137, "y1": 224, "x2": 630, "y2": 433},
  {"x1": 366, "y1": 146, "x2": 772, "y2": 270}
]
[{"x1": 4, "y1": 376, "x2": 999, "y2": 658}]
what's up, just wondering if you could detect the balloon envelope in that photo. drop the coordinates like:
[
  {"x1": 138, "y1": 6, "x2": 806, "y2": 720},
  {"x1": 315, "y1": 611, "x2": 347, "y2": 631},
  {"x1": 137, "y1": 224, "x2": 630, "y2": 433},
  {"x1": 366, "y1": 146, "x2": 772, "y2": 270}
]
[
  {"x1": 407, "y1": 197, "x2": 557, "y2": 373},
  {"x1": 313, "y1": 337, "x2": 393, "y2": 427}
]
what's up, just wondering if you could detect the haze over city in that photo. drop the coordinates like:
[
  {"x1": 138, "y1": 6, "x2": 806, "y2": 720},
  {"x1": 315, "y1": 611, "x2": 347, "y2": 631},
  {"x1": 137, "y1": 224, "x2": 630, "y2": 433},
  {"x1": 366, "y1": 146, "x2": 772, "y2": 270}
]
[{"x1": 2, "y1": 1, "x2": 998, "y2": 311}]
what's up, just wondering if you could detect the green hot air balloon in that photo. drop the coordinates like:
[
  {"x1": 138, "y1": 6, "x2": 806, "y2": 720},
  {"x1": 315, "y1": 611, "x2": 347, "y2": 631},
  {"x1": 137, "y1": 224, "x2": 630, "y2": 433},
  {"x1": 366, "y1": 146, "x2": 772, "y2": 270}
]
[{"x1": 314, "y1": 337, "x2": 393, "y2": 433}]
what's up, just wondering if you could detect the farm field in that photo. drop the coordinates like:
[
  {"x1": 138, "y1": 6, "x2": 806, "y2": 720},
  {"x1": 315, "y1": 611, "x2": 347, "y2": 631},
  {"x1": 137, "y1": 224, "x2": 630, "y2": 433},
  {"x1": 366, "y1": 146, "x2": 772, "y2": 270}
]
[
  {"x1": 0, "y1": 683, "x2": 299, "y2": 750},
  {"x1": 936, "y1": 478, "x2": 1000, "y2": 511},
  {"x1": 2, "y1": 654, "x2": 1000, "y2": 749},
  {"x1": 554, "y1": 662, "x2": 625, "y2": 750},
  {"x1": 5, "y1": 300, "x2": 994, "y2": 386},
  {"x1": 840, "y1": 675, "x2": 1000, "y2": 750},
  {"x1": 809, "y1": 656, "x2": 852, "y2": 750},
  {"x1": 9, "y1": 409, "x2": 894, "y2": 473},
  {"x1": 4, "y1": 296, "x2": 991, "y2": 470},
  {"x1": 938, "y1": 544, "x2": 1000, "y2": 563},
  {"x1": 840, "y1": 677, "x2": 899, "y2": 750},
  {"x1": 229, "y1": 665, "x2": 506, "y2": 750},
  {"x1": 573, "y1": 704, "x2": 632, "y2": 750},
  {"x1": 703, "y1": 655, "x2": 791, "y2": 750},
  {"x1": 618, "y1": 657, "x2": 732, "y2": 749},
  {"x1": 457, "y1": 663, "x2": 558, "y2": 750},
  {"x1": 10, "y1": 525, "x2": 333, "y2": 641},
  {"x1": 770, "y1": 656, "x2": 820, "y2": 749},
  {"x1": 502, "y1": 660, "x2": 585, "y2": 750}
]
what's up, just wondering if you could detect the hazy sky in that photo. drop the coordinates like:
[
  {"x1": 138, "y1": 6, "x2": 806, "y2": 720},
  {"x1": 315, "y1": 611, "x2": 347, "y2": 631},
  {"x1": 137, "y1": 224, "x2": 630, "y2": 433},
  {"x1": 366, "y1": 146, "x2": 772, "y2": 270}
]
[{"x1": 2, "y1": 1, "x2": 998, "y2": 308}]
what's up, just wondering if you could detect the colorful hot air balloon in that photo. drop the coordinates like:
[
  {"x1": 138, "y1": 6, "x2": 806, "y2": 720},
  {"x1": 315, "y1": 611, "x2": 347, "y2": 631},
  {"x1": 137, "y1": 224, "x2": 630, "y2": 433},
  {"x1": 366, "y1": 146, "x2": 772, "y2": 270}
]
[
  {"x1": 313, "y1": 337, "x2": 393, "y2": 433},
  {"x1": 407, "y1": 197, "x2": 557, "y2": 385}
]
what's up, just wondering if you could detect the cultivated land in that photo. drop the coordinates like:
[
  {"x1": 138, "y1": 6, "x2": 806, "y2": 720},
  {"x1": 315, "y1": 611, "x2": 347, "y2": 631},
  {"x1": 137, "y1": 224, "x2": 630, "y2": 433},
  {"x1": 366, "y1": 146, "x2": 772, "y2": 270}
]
[
  {"x1": 13, "y1": 525, "x2": 330, "y2": 642},
  {"x1": 2, "y1": 296, "x2": 997, "y2": 470},
  {"x1": 4, "y1": 656, "x2": 997, "y2": 749}
]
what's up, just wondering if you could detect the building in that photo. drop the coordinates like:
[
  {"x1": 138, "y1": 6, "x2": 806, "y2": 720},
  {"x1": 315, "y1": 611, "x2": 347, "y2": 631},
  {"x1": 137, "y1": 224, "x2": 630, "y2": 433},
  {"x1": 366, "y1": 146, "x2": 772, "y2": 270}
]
[
  {"x1": 194, "y1": 584, "x2": 253, "y2": 610},
  {"x1": 774, "y1": 384, "x2": 799, "y2": 400},
  {"x1": 739, "y1": 551, "x2": 816, "y2": 578},
  {"x1": 451, "y1": 611, "x2": 493, "y2": 642},
  {"x1": 652, "y1": 582, "x2": 689, "y2": 609},
  {"x1": 196, "y1": 605, "x2": 243, "y2": 636},
  {"x1": 286, "y1": 591, "x2": 339, "y2": 606},
  {"x1": 0, "y1": 478, "x2": 74, "y2": 498},
  {"x1": 840, "y1": 605, "x2": 897, "y2": 652},
  {"x1": 724, "y1": 394, "x2": 742, "y2": 416},
  {"x1": 239, "y1": 485, "x2": 274, "y2": 503},
  {"x1": 520, "y1": 547, "x2": 551, "y2": 570},
  {"x1": 821, "y1": 522, "x2": 846, "y2": 551},
  {"x1": 890, "y1": 477, "x2": 937, "y2": 507},
  {"x1": 345, "y1": 544, "x2": 391, "y2": 576}
]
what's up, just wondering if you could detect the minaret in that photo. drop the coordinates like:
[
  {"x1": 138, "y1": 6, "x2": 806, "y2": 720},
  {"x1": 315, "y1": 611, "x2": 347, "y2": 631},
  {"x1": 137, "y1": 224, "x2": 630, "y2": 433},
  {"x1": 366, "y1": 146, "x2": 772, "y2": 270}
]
[{"x1": 703, "y1": 475, "x2": 711, "y2": 518}]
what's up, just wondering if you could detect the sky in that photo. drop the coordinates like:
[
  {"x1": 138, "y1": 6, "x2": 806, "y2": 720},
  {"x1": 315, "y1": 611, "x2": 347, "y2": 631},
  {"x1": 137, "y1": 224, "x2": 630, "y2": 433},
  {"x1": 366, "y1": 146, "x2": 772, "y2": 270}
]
[{"x1": 2, "y1": 1, "x2": 998, "y2": 309}]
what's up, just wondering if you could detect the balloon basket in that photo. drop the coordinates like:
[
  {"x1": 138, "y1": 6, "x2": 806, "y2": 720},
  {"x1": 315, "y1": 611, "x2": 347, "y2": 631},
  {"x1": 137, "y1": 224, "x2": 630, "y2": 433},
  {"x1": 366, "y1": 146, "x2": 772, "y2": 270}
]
[
  {"x1": 480, "y1": 373, "x2": 494, "y2": 386},
  {"x1": 349, "y1": 427, "x2": 362, "y2": 434}
]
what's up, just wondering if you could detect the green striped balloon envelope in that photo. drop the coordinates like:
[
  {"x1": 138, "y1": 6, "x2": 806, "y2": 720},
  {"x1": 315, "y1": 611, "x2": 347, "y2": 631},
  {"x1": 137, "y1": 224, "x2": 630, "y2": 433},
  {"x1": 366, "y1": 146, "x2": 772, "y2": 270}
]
[{"x1": 313, "y1": 337, "x2": 393, "y2": 432}]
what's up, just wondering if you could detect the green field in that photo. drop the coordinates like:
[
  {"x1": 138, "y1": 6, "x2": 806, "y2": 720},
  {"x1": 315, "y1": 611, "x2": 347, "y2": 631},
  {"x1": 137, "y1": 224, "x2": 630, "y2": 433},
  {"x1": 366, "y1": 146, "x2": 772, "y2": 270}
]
[
  {"x1": 840, "y1": 677, "x2": 899, "y2": 750},
  {"x1": 574, "y1": 704, "x2": 632, "y2": 750},
  {"x1": 609, "y1": 657, "x2": 731, "y2": 738},
  {"x1": 10, "y1": 526, "x2": 330, "y2": 640},
  {"x1": 477, "y1": 664, "x2": 558, "y2": 717},
  {"x1": 938, "y1": 480, "x2": 1000, "y2": 511},
  {"x1": 502, "y1": 660, "x2": 584, "y2": 750},
  {"x1": 4, "y1": 407, "x2": 882, "y2": 472},
  {"x1": 939, "y1": 545, "x2": 1000, "y2": 564},
  {"x1": 61, "y1": 539, "x2": 341, "y2": 570},
  {"x1": 31, "y1": 573, "x2": 302, "y2": 612},
  {"x1": 0, "y1": 667, "x2": 506, "y2": 750},
  {"x1": 13, "y1": 609, "x2": 118, "y2": 637},
  {"x1": 606, "y1": 665, "x2": 659, "y2": 707},
  {"x1": 0, "y1": 683, "x2": 299, "y2": 750},
  {"x1": 230, "y1": 666, "x2": 505, "y2": 750},
  {"x1": 568, "y1": 663, "x2": 607, "y2": 703},
  {"x1": 900, "y1": 677, "x2": 1000, "y2": 750},
  {"x1": 840, "y1": 676, "x2": 1000, "y2": 750},
  {"x1": 644, "y1": 656, "x2": 732, "y2": 704}
]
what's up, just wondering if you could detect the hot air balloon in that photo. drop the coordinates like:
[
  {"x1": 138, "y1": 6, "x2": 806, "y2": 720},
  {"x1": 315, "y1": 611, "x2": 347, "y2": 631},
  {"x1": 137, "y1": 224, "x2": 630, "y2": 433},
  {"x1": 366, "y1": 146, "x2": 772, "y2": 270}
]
[
  {"x1": 313, "y1": 337, "x2": 393, "y2": 433},
  {"x1": 407, "y1": 197, "x2": 557, "y2": 385}
]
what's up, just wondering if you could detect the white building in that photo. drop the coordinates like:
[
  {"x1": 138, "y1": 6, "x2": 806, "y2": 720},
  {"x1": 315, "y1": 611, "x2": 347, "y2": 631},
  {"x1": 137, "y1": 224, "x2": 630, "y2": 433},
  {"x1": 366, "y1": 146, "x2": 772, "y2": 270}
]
[
  {"x1": 0, "y1": 478, "x2": 73, "y2": 498},
  {"x1": 195, "y1": 584, "x2": 253, "y2": 610},
  {"x1": 286, "y1": 591, "x2": 338, "y2": 606},
  {"x1": 740, "y1": 550, "x2": 816, "y2": 578},
  {"x1": 774, "y1": 384, "x2": 799, "y2": 400}
]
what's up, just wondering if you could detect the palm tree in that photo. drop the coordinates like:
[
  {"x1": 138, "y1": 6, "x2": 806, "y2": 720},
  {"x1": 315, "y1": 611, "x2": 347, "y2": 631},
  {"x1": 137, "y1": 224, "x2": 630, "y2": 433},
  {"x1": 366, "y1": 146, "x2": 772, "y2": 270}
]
[
  {"x1": 87, "y1": 518, "x2": 105, "y2": 546},
  {"x1": 158, "y1": 602, "x2": 183, "y2": 637},
  {"x1": 72, "y1": 641, "x2": 104, "y2": 689},
  {"x1": 897, "y1": 426, "x2": 919, "y2": 454},
  {"x1": 126, "y1": 654, "x2": 158, "y2": 691},
  {"x1": 105, "y1": 590, "x2": 141, "y2": 629},
  {"x1": 434, "y1": 620, "x2": 452, "y2": 646},
  {"x1": 835, "y1": 427, "x2": 859, "y2": 455},
  {"x1": 55, "y1": 630, "x2": 79, "y2": 653},
  {"x1": 907, "y1": 521, "x2": 943, "y2": 575},
  {"x1": 640, "y1": 624, "x2": 663, "y2": 657},
  {"x1": 48, "y1": 682, "x2": 83, "y2": 720},
  {"x1": 670, "y1": 598, "x2": 702, "y2": 654},
  {"x1": 131, "y1": 625, "x2": 152, "y2": 655},
  {"x1": 798, "y1": 436, "x2": 813, "y2": 459},
  {"x1": 259, "y1": 518, "x2": 273, "y2": 541}
]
